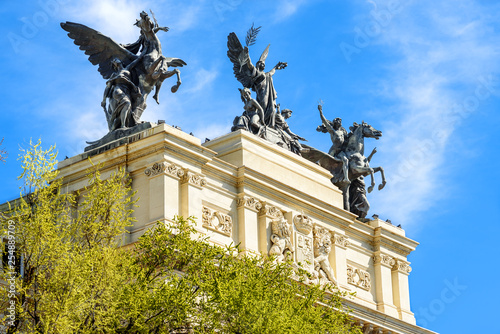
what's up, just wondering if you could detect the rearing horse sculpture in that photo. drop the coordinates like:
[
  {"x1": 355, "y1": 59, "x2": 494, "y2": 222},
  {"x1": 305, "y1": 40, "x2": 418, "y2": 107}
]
[
  {"x1": 61, "y1": 10, "x2": 186, "y2": 131},
  {"x1": 301, "y1": 121, "x2": 386, "y2": 218}
]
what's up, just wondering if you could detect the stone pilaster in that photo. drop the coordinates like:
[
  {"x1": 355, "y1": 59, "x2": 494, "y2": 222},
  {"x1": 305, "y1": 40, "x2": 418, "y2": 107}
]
[
  {"x1": 236, "y1": 195, "x2": 262, "y2": 252},
  {"x1": 331, "y1": 232, "x2": 349, "y2": 288},
  {"x1": 391, "y1": 259, "x2": 415, "y2": 324},
  {"x1": 144, "y1": 161, "x2": 184, "y2": 223},
  {"x1": 372, "y1": 252, "x2": 399, "y2": 317},
  {"x1": 180, "y1": 169, "x2": 206, "y2": 224}
]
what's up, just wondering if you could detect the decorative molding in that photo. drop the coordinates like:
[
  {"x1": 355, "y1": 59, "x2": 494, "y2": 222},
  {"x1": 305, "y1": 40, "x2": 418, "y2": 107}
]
[
  {"x1": 393, "y1": 259, "x2": 412, "y2": 274},
  {"x1": 236, "y1": 196, "x2": 262, "y2": 211},
  {"x1": 166, "y1": 163, "x2": 185, "y2": 178},
  {"x1": 144, "y1": 161, "x2": 184, "y2": 178},
  {"x1": 347, "y1": 264, "x2": 371, "y2": 291},
  {"x1": 144, "y1": 162, "x2": 167, "y2": 177},
  {"x1": 333, "y1": 233, "x2": 350, "y2": 248},
  {"x1": 201, "y1": 206, "x2": 232, "y2": 236},
  {"x1": 259, "y1": 203, "x2": 283, "y2": 218},
  {"x1": 373, "y1": 254, "x2": 396, "y2": 267},
  {"x1": 181, "y1": 170, "x2": 207, "y2": 187},
  {"x1": 293, "y1": 214, "x2": 313, "y2": 235}
]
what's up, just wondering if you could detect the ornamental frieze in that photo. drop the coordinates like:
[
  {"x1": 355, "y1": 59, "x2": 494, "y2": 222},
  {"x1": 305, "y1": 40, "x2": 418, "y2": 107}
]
[
  {"x1": 373, "y1": 254, "x2": 396, "y2": 267},
  {"x1": 333, "y1": 234, "x2": 350, "y2": 248},
  {"x1": 144, "y1": 161, "x2": 185, "y2": 178},
  {"x1": 393, "y1": 259, "x2": 412, "y2": 274},
  {"x1": 181, "y1": 170, "x2": 207, "y2": 187},
  {"x1": 202, "y1": 206, "x2": 232, "y2": 236},
  {"x1": 236, "y1": 196, "x2": 263, "y2": 211},
  {"x1": 347, "y1": 264, "x2": 371, "y2": 291},
  {"x1": 259, "y1": 203, "x2": 283, "y2": 218}
]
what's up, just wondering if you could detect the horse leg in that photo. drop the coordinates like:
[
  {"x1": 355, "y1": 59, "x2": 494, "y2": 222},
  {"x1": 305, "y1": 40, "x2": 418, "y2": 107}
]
[
  {"x1": 351, "y1": 165, "x2": 375, "y2": 193},
  {"x1": 342, "y1": 183, "x2": 350, "y2": 212},
  {"x1": 372, "y1": 167, "x2": 386, "y2": 190},
  {"x1": 171, "y1": 69, "x2": 181, "y2": 93}
]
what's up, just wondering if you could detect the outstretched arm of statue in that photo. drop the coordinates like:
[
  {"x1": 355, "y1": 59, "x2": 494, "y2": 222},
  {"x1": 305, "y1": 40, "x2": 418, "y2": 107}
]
[
  {"x1": 318, "y1": 105, "x2": 334, "y2": 132},
  {"x1": 154, "y1": 26, "x2": 169, "y2": 33}
]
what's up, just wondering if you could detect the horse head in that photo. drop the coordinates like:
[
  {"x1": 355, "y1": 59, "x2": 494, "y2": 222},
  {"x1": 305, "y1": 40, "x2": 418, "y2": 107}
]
[{"x1": 350, "y1": 121, "x2": 382, "y2": 140}]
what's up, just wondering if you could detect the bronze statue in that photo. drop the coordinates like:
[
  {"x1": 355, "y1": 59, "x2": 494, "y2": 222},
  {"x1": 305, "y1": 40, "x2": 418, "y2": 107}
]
[
  {"x1": 302, "y1": 105, "x2": 386, "y2": 219},
  {"x1": 227, "y1": 30, "x2": 287, "y2": 128},
  {"x1": 232, "y1": 87, "x2": 264, "y2": 134},
  {"x1": 61, "y1": 10, "x2": 186, "y2": 133}
]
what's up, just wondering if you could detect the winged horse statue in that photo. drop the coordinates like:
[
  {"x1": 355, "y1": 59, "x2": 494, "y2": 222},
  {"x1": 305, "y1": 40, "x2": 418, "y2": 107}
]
[{"x1": 61, "y1": 10, "x2": 186, "y2": 132}]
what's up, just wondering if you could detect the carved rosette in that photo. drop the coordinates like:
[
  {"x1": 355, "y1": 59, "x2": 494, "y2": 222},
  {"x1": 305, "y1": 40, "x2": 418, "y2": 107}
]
[
  {"x1": 347, "y1": 264, "x2": 371, "y2": 291},
  {"x1": 181, "y1": 170, "x2": 207, "y2": 188},
  {"x1": 260, "y1": 203, "x2": 283, "y2": 218},
  {"x1": 293, "y1": 214, "x2": 313, "y2": 235},
  {"x1": 393, "y1": 259, "x2": 412, "y2": 274},
  {"x1": 166, "y1": 163, "x2": 185, "y2": 178},
  {"x1": 144, "y1": 162, "x2": 184, "y2": 178},
  {"x1": 236, "y1": 196, "x2": 263, "y2": 211},
  {"x1": 333, "y1": 234, "x2": 350, "y2": 248},
  {"x1": 202, "y1": 206, "x2": 232, "y2": 236},
  {"x1": 373, "y1": 254, "x2": 396, "y2": 267},
  {"x1": 144, "y1": 162, "x2": 167, "y2": 177}
]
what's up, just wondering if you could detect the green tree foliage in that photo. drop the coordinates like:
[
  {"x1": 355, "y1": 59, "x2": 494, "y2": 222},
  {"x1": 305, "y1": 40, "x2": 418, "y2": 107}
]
[{"x1": 1, "y1": 141, "x2": 362, "y2": 334}]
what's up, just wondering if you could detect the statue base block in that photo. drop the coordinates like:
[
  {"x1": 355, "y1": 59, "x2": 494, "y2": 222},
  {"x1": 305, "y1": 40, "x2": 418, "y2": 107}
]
[{"x1": 84, "y1": 122, "x2": 154, "y2": 154}]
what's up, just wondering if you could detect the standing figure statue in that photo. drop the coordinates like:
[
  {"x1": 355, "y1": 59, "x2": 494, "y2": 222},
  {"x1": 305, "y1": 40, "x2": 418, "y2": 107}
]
[
  {"x1": 316, "y1": 105, "x2": 349, "y2": 183},
  {"x1": 232, "y1": 88, "x2": 264, "y2": 135},
  {"x1": 227, "y1": 32, "x2": 287, "y2": 128},
  {"x1": 101, "y1": 58, "x2": 143, "y2": 131},
  {"x1": 61, "y1": 10, "x2": 186, "y2": 136}
]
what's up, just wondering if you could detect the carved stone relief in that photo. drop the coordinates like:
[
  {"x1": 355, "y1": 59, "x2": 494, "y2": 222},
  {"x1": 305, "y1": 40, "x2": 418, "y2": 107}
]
[
  {"x1": 373, "y1": 254, "x2": 396, "y2": 267},
  {"x1": 201, "y1": 206, "x2": 232, "y2": 237},
  {"x1": 293, "y1": 214, "x2": 313, "y2": 235},
  {"x1": 260, "y1": 204, "x2": 283, "y2": 218},
  {"x1": 236, "y1": 196, "x2": 262, "y2": 211},
  {"x1": 347, "y1": 264, "x2": 371, "y2": 291},
  {"x1": 393, "y1": 259, "x2": 412, "y2": 274},
  {"x1": 333, "y1": 233, "x2": 350, "y2": 248},
  {"x1": 269, "y1": 217, "x2": 293, "y2": 262},
  {"x1": 311, "y1": 226, "x2": 337, "y2": 285},
  {"x1": 181, "y1": 170, "x2": 207, "y2": 187},
  {"x1": 144, "y1": 161, "x2": 184, "y2": 178}
]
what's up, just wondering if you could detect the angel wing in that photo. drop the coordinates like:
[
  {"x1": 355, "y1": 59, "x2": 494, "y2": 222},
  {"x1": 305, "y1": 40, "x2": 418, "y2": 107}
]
[
  {"x1": 300, "y1": 144, "x2": 345, "y2": 184},
  {"x1": 61, "y1": 22, "x2": 138, "y2": 79},
  {"x1": 227, "y1": 32, "x2": 254, "y2": 88},
  {"x1": 164, "y1": 57, "x2": 187, "y2": 68}
]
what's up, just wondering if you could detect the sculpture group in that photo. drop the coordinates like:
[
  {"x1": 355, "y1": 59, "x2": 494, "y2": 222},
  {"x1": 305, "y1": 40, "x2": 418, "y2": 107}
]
[{"x1": 61, "y1": 15, "x2": 385, "y2": 220}]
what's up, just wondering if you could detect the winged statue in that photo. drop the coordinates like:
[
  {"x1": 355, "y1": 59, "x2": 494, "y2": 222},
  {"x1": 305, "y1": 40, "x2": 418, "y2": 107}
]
[
  {"x1": 227, "y1": 31, "x2": 287, "y2": 128},
  {"x1": 61, "y1": 10, "x2": 186, "y2": 133}
]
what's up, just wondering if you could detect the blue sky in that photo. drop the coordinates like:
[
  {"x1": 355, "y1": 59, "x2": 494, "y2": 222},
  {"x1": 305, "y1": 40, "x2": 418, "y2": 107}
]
[{"x1": 1, "y1": 0, "x2": 500, "y2": 332}]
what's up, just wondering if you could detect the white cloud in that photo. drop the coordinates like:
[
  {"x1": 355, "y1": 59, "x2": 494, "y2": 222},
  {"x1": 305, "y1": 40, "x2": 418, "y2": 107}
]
[
  {"x1": 274, "y1": 0, "x2": 309, "y2": 22},
  {"x1": 183, "y1": 68, "x2": 218, "y2": 94}
]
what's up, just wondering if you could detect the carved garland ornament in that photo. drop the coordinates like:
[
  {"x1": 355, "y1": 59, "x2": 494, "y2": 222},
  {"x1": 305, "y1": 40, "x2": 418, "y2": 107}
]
[
  {"x1": 373, "y1": 254, "x2": 396, "y2": 267},
  {"x1": 144, "y1": 162, "x2": 185, "y2": 178},
  {"x1": 333, "y1": 234, "x2": 350, "y2": 248},
  {"x1": 182, "y1": 171, "x2": 207, "y2": 187},
  {"x1": 236, "y1": 196, "x2": 262, "y2": 211},
  {"x1": 260, "y1": 204, "x2": 283, "y2": 218},
  {"x1": 394, "y1": 259, "x2": 412, "y2": 274},
  {"x1": 347, "y1": 265, "x2": 371, "y2": 291},
  {"x1": 202, "y1": 206, "x2": 232, "y2": 236}
]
